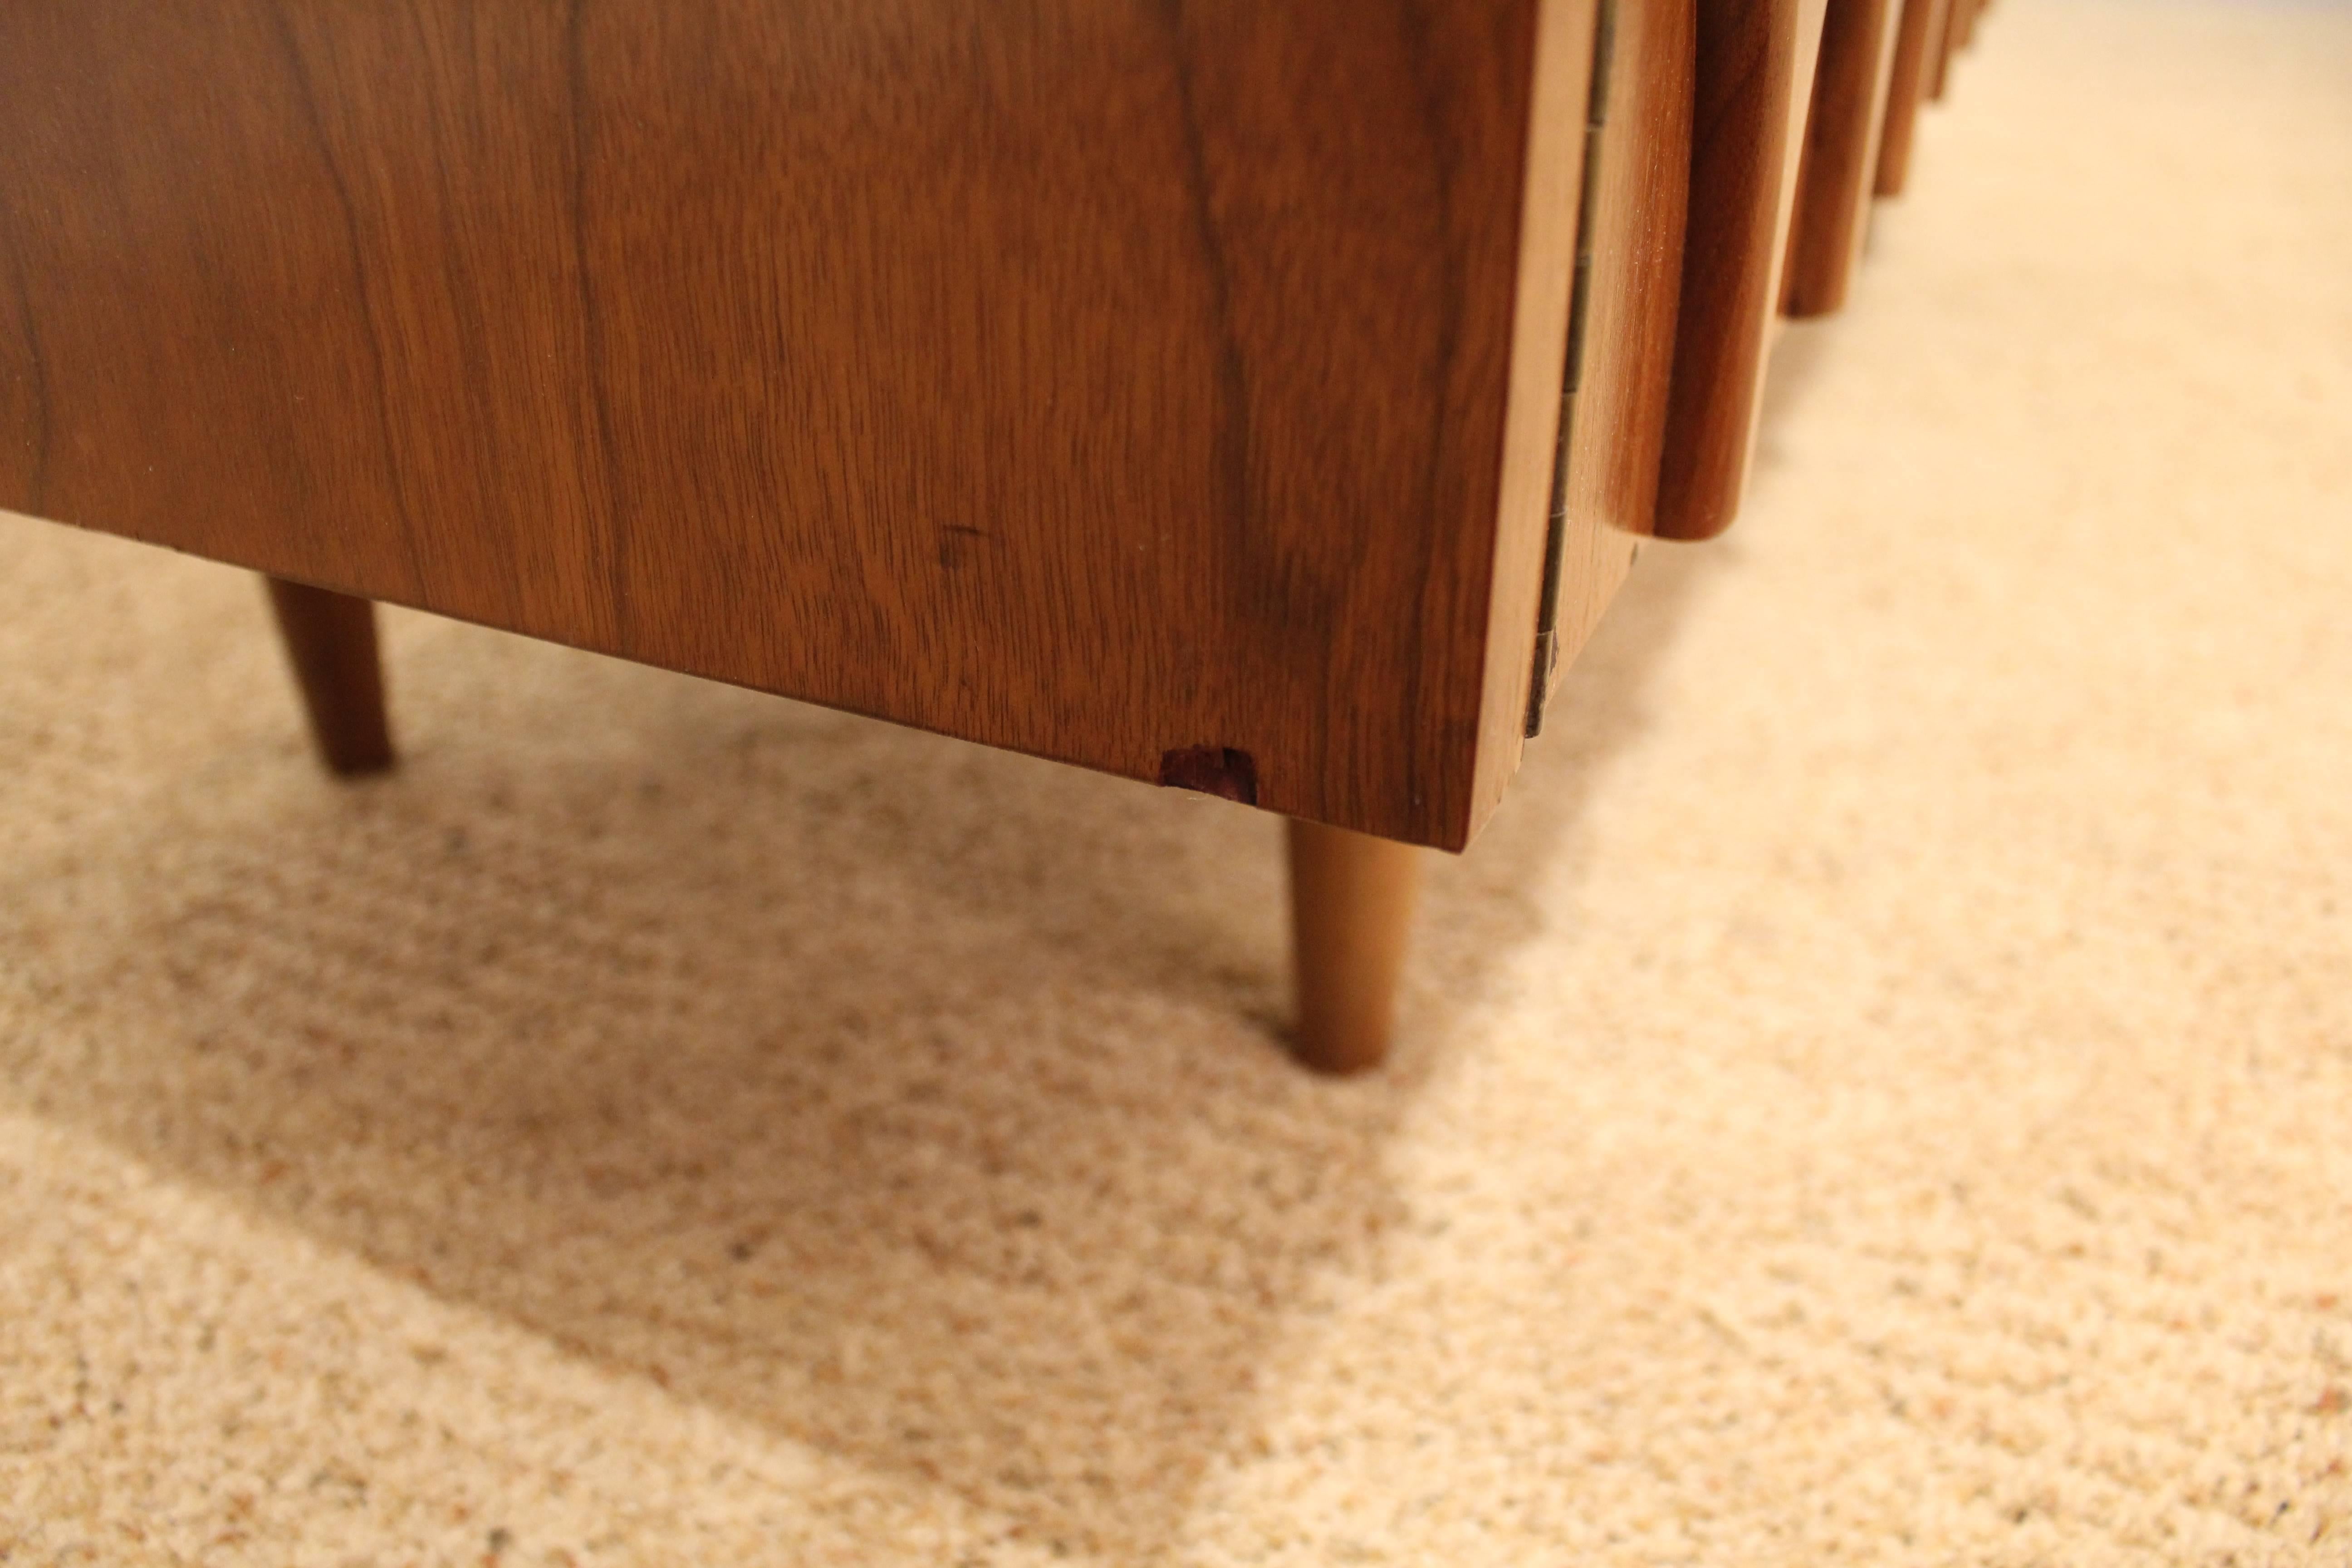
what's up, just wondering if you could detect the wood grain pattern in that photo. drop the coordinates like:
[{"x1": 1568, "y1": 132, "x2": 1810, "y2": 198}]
[
  {"x1": 1651, "y1": 0, "x2": 1829, "y2": 541},
  {"x1": 264, "y1": 576, "x2": 394, "y2": 775},
  {"x1": 1783, "y1": 0, "x2": 1905, "y2": 317},
  {"x1": 1287, "y1": 818, "x2": 1421, "y2": 1073},
  {"x1": 0, "y1": 0, "x2": 1603, "y2": 852},
  {"x1": 1874, "y1": 0, "x2": 1948, "y2": 197}
]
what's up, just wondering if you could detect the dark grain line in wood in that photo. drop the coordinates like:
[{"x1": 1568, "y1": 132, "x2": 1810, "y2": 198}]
[
  {"x1": 262, "y1": 0, "x2": 434, "y2": 602},
  {"x1": 0, "y1": 230, "x2": 49, "y2": 516},
  {"x1": 566, "y1": 0, "x2": 636, "y2": 644}
]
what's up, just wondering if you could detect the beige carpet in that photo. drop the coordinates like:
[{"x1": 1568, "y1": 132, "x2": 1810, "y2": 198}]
[{"x1": 5, "y1": 1, "x2": 2351, "y2": 1561}]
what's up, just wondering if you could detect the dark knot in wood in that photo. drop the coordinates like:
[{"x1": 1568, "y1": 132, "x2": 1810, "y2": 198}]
[{"x1": 1157, "y1": 745, "x2": 1258, "y2": 805}]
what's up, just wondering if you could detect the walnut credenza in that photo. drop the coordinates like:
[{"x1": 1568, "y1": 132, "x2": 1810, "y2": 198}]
[{"x1": 0, "y1": 0, "x2": 1989, "y2": 1069}]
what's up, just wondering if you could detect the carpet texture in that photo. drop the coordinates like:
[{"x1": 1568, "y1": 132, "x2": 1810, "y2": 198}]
[{"x1": 4, "y1": 1, "x2": 2350, "y2": 1561}]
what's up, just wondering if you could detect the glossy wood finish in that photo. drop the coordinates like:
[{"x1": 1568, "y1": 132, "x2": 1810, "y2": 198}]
[
  {"x1": 1559, "y1": 0, "x2": 1694, "y2": 548},
  {"x1": 1286, "y1": 819, "x2": 1421, "y2": 1073},
  {"x1": 1875, "y1": 0, "x2": 1948, "y2": 197},
  {"x1": 0, "y1": 0, "x2": 1607, "y2": 853},
  {"x1": 265, "y1": 577, "x2": 394, "y2": 776},
  {"x1": 1651, "y1": 0, "x2": 1830, "y2": 541},
  {"x1": 1784, "y1": 0, "x2": 1906, "y2": 318}
]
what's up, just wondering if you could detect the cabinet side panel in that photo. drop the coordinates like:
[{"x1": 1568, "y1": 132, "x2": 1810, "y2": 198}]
[{"x1": 0, "y1": 0, "x2": 1554, "y2": 848}]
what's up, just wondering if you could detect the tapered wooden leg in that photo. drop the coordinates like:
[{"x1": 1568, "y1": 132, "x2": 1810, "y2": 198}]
[
  {"x1": 263, "y1": 576, "x2": 394, "y2": 775},
  {"x1": 1783, "y1": 0, "x2": 1904, "y2": 320},
  {"x1": 1874, "y1": 0, "x2": 1945, "y2": 198},
  {"x1": 1287, "y1": 818, "x2": 1420, "y2": 1074},
  {"x1": 1928, "y1": 0, "x2": 1956, "y2": 98}
]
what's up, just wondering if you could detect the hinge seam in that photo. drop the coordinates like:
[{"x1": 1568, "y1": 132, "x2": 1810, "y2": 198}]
[{"x1": 1525, "y1": 0, "x2": 1616, "y2": 739}]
